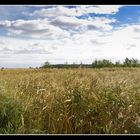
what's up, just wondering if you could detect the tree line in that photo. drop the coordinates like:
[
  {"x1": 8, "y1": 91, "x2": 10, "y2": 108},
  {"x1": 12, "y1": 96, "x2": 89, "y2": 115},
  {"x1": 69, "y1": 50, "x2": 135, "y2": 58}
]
[{"x1": 40, "y1": 58, "x2": 140, "y2": 69}]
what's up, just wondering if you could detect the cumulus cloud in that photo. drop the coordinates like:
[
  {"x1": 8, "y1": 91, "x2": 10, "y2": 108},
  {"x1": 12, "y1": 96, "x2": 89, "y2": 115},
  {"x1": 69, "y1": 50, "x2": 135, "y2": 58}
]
[
  {"x1": 0, "y1": 5, "x2": 122, "y2": 42},
  {"x1": 0, "y1": 19, "x2": 70, "y2": 39},
  {"x1": 90, "y1": 39, "x2": 108, "y2": 45},
  {"x1": 29, "y1": 6, "x2": 80, "y2": 17},
  {"x1": 51, "y1": 16, "x2": 116, "y2": 31},
  {"x1": 14, "y1": 48, "x2": 51, "y2": 54},
  {"x1": 0, "y1": 45, "x2": 51, "y2": 55},
  {"x1": 0, "y1": 37, "x2": 55, "y2": 55},
  {"x1": 0, "y1": 16, "x2": 116, "y2": 41},
  {"x1": 1, "y1": 5, "x2": 140, "y2": 68},
  {"x1": 1, "y1": 20, "x2": 140, "y2": 67},
  {"x1": 0, "y1": 40, "x2": 5, "y2": 44},
  {"x1": 29, "y1": 5, "x2": 123, "y2": 18},
  {"x1": 77, "y1": 5, "x2": 123, "y2": 15}
]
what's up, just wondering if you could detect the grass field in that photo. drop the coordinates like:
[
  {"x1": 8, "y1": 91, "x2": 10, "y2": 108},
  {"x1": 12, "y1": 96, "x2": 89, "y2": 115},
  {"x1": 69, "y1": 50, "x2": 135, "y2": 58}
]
[{"x1": 0, "y1": 68, "x2": 140, "y2": 134}]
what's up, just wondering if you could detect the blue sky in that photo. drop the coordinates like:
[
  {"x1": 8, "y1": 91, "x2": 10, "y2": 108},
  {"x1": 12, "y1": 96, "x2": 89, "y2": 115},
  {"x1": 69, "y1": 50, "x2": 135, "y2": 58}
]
[{"x1": 0, "y1": 5, "x2": 140, "y2": 68}]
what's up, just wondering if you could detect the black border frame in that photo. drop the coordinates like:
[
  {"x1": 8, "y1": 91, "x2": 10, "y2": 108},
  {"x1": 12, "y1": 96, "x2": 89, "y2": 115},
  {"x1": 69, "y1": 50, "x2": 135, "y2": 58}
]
[
  {"x1": 0, "y1": 0, "x2": 140, "y2": 5},
  {"x1": 0, "y1": 0, "x2": 140, "y2": 138}
]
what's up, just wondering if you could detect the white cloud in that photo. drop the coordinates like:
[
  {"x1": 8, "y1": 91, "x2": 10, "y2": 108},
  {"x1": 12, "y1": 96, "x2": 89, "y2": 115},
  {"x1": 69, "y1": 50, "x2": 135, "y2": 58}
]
[
  {"x1": 51, "y1": 16, "x2": 116, "y2": 31},
  {"x1": 30, "y1": 5, "x2": 123, "y2": 18},
  {"x1": 0, "y1": 15, "x2": 116, "y2": 43},
  {"x1": 2, "y1": 5, "x2": 140, "y2": 68},
  {"x1": 77, "y1": 5, "x2": 123, "y2": 15},
  {"x1": 1, "y1": 21, "x2": 140, "y2": 68},
  {"x1": 29, "y1": 6, "x2": 80, "y2": 17},
  {"x1": 0, "y1": 19, "x2": 70, "y2": 39},
  {"x1": 0, "y1": 6, "x2": 120, "y2": 42}
]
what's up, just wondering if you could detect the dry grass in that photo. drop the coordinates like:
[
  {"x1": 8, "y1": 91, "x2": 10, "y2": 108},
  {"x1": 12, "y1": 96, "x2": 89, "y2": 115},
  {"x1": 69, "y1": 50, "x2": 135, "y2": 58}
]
[{"x1": 0, "y1": 68, "x2": 140, "y2": 134}]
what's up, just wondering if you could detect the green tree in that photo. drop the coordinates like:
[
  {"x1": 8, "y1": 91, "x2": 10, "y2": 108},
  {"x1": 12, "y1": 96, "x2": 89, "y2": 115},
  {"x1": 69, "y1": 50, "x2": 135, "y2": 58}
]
[
  {"x1": 123, "y1": 58, "x2": 139, "y2": 67},
  {"x1": 41, "y1": 61, "x2": 52, "y2": 68},
  {"x1": 92, "y1": 59, "x2": 114, "y2": 68},
  {"x1": 115, "y1": 61, "x2": 121, "y2": 67}
]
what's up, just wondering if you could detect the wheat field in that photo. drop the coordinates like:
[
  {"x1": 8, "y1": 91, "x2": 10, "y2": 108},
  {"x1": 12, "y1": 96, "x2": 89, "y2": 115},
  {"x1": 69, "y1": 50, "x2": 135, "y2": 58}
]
[{"x1": 0, "y1": 68, "x2": 140, "y2": 134}]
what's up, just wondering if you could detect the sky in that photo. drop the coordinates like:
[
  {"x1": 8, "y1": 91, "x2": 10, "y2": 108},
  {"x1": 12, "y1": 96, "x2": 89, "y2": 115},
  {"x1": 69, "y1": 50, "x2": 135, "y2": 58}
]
[{"x1": 0, "y1": 5, "x2": 140, "y2": 68}]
